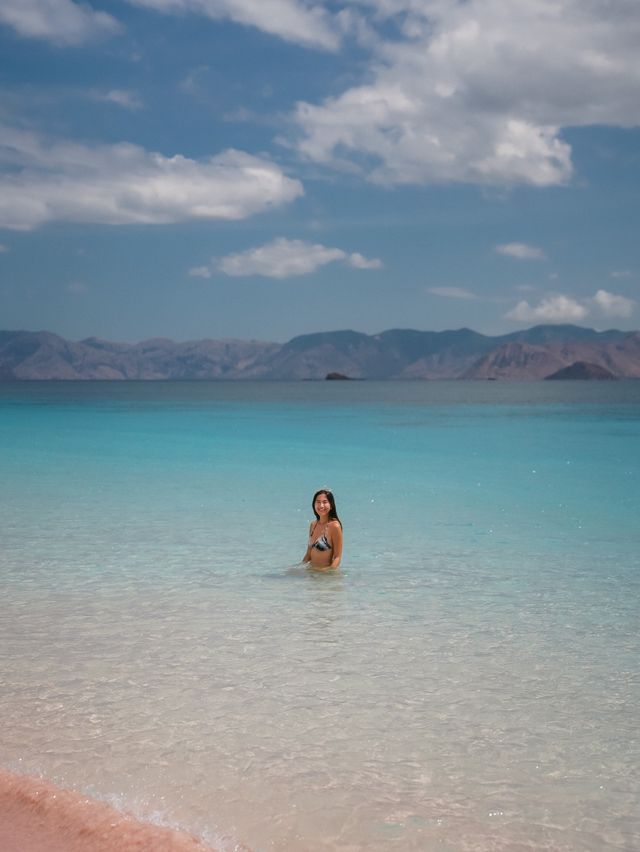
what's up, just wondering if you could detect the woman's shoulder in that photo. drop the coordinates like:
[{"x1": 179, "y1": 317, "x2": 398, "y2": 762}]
[{"x1": 327, "y1": 519, "x2": 341, "y2": 530}]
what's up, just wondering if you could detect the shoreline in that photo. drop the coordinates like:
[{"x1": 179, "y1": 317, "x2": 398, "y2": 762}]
[{"x1": 0, "y1": 767, "x2": 224, "y2": 852}]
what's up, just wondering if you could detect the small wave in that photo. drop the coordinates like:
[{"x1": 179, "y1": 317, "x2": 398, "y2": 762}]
[{"x1": 0, "y1": 766, "x2": 248, "y2": 852}]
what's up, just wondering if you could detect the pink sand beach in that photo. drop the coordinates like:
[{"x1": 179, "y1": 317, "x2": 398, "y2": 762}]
[{"x1": 0, "y1": 768, "x2": 223, "y2": 852}]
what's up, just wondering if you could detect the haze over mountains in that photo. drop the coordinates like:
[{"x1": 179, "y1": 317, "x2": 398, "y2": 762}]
[{"x1": 1, "y1": 326, "x2": 640, "y2": 381}]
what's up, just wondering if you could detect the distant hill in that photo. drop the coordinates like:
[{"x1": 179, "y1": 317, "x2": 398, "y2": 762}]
[
  {"x1": 0, "y1": 331, "x2": 278, "y2": 380},
  {"x1": 545, "y1": 361, "x2": 617, "y2": 381},
  {"x1": 1, "y1": 326, "x2": 639, "y2": 380}
]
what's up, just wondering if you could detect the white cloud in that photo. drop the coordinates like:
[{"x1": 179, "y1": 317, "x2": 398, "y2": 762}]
[
  {"x1": 0, "y1": 0, "x2": 120, "y2": 45},
  {"x1": 505, "y1": 294, "x2": 589, "y2": 323},
  {"x1": 496, "y1": 242, "x2": 546, "y2": 260},
  {"x1": 609, "y1": 269, "x2": 633, "y2": 279},
  {"x1": 428, "y1": 286, "x2": 476, "y2": 300},
  {"x1": 100, "y1": 90, "x2": 143, "y2": 110},
  {"x1": 189, "y1": 266, "x2": 213, "y2": 279},
  {"x1": 592, "y1": 289, "x2": 635, "y2": 318},
  {"x1": 216, "y1": 238, "x2": 382, "y2": 279},
  {"x1": 294, "y1": 0, "x2": 640, "y2": 187},
  {"x1": 126, "y1": 0, "x2": 339, "y2": 50},
  {"x1": 506, "y1": 288, "x2": 636, "y2": 323},
  {"x1": 0, "y1": 125, "x2": 303, "y2": 230},
  {"x1": 348, "y1": 252, "x2": 383, "y2": 270}
]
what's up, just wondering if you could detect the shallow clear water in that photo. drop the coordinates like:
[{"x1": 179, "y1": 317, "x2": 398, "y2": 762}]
[{"x1": 1, "y1": 381, "x2": 639, "y2": 851}]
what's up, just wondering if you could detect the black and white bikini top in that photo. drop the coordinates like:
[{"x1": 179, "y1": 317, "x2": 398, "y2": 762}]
[{"x1": 309, "y1": 522, "x2": 332, "y2": 552}]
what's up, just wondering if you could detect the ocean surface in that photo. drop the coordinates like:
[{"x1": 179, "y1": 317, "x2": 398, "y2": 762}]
[{"x1": 1, "y1": 380, "x2": 639, "y2": 851}]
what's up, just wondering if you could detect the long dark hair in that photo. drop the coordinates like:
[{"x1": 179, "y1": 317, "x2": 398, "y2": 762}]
[{"x1": 312, "y1": 489, "x2": 342, "y2": 528}]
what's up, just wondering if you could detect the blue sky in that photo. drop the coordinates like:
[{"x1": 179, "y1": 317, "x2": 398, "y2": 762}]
[{"x1": 1, "y1": 0, "x2": 639, "y2": 343}]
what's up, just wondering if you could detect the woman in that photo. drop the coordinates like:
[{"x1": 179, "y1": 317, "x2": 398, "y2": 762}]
[{"x1": 302, "y1": 489, "x2": 343, "y2": 570}]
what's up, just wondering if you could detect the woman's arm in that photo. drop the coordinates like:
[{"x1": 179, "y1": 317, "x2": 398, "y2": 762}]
[
  {"x1": 302, "y1": 521, "x2": 313, "y2": 563},
  {"x1": 329, "y1": 522, "x2": 343, "y2": 569}
]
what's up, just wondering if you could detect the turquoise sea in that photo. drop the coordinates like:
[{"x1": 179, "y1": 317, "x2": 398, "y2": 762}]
[{"x1": 1, "y1": 381, "x2": 639, "y2": 851}]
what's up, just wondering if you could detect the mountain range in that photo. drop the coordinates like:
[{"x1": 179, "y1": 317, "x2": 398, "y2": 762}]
[{"x1": 1, "y1": 326, "x2": 640, "y2": 381}]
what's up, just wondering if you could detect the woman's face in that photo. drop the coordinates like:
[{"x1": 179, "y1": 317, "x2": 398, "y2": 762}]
[{"x1": 314, "y1": 492, "x2": 331, "y2": 518}]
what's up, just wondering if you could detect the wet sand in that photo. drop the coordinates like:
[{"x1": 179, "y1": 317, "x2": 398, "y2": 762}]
[{"x1": 0, "y1": 768, "x2": 220, "y2": 852}]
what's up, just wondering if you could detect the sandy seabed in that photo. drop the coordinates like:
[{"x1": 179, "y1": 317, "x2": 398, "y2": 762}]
[{"x1": 0, "y1": 768, "x2": 226, "y2": 852}]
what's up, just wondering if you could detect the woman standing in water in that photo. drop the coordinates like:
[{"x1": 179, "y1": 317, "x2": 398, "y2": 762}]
[{"x1": 303, "y1": 489, "x2": 343, "y2": 570}]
